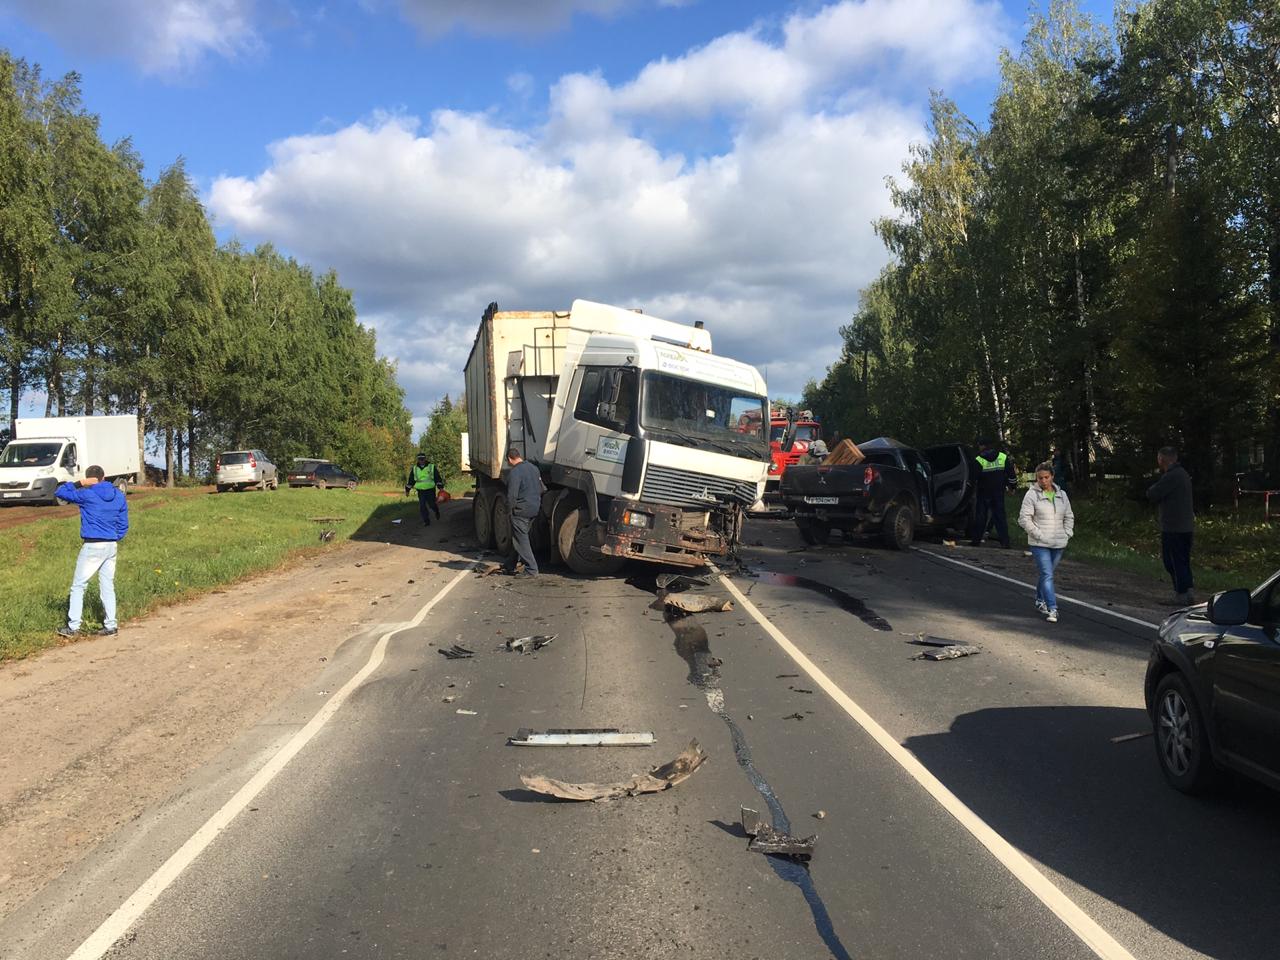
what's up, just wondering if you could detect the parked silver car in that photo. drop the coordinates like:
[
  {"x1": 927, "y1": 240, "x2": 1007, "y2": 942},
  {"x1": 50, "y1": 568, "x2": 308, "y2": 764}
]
[{"x1": 215, "y1": 450, "x2": 279, "y2": 492}]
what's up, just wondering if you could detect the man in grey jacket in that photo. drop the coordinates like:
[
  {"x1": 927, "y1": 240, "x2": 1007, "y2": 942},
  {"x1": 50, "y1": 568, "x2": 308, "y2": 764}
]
[
  {"x1": 1146, "y1": 446, "x2": 1195, "y2": 604},
  {"x1": 504, "y1": 447, "x2": 542, "y2": 578}
]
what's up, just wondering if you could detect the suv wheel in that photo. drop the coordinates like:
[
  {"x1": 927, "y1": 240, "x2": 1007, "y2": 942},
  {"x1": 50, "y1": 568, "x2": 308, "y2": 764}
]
[
  {"x1": 883, "y1": 503, "x2": 915, "y2": 550},
  {"x1": 1154, "y1": 672, "x2": 1219, "y2": 794}
]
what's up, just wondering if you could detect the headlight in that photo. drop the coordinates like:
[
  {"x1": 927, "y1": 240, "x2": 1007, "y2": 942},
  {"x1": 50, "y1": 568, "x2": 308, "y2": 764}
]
[
  {"x1": 623, "y1": 510, "x2": 653, "y2": 529},
  {"x1": 38, "y1": 467, "x2": 55, "y2": 477}
]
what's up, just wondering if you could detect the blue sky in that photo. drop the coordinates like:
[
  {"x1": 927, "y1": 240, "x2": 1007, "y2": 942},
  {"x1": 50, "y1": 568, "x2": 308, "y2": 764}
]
[{"x1": 0, "y1": 0, "x2": 1115, "y2": 430}]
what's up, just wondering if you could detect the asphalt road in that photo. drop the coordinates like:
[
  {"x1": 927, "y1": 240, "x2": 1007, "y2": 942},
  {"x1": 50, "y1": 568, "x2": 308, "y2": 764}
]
[{"x1": 6, "y1": 518, "x2": 1279, "y2": 960}]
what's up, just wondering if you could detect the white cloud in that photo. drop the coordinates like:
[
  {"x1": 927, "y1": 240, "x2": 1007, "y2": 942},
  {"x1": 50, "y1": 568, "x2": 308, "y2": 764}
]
[
  {"x1": 393, "y1": 0, "x2": 629, "y2": 35},
  {"x1": 0, "y1": 0, "x2": 260, "y2": 74},
  {"x1": 209, "y1": 0, "x2": 1009, "y2": 418}
]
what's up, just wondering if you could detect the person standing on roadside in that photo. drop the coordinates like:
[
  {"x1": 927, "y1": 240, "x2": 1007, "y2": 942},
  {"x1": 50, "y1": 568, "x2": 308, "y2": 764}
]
[
  {"x1": 1019, "y1": 461, "x2": 1074, "y2": 624},
  {"x1": 1147, "y1": 446, "x2": 1195, "y2": 605},
  {"x1": 504, "y1": 447, "x2": 542, "y2": 578},
  {"x1": 55, "y1": 465, "x2": 128, "y2": 638},
  {"x1": 970, "y1": 439, "x2": 1016, "y2": 548},
  {"x1": 404, "y1": 452, "x2": 444, "y2": 526}
]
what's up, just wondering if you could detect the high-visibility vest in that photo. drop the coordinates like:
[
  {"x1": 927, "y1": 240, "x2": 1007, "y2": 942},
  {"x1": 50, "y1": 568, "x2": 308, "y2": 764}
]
[
  {"x1": 976, "y1": 452, "x2": 1007, "y2": 472},
  {"x1": 412, "y1": 463, "x2": 437, "y2": 490}
]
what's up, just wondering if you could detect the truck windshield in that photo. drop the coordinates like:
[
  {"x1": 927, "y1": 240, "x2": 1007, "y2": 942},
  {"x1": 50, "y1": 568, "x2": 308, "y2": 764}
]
[
  {"x1": 640, "y1": 373, "x2": 768, "y2": 459},
  {"x1": 0, "y1": 442, "x2": 62, "y2": 468}
]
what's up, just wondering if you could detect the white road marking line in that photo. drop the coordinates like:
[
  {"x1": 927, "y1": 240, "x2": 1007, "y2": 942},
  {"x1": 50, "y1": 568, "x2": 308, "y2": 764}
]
[
  {"x1": 65, "y1": 563, "x2": 478, "y2": 960},
  {"x1": 913, "y1": 547, "x2": 1159, "y2": 630},
  {"x1": 717, "y1": 572, "x2": 1139, "y2": 960}
]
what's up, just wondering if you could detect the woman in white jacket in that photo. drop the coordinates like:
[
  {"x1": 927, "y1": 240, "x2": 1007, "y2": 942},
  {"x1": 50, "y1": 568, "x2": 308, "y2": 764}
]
[{"x1": 1018, "y1": 461, "x2": 1075, "y2": 623}]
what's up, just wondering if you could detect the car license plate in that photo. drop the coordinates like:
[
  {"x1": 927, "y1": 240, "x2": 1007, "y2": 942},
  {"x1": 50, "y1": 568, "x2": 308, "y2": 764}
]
[
  {"x1": 804, "y1": 496, "x2": 838, "y2": 505},
  {"x1": 3, "y1": 492, "x2": 21, "y2": 499}
]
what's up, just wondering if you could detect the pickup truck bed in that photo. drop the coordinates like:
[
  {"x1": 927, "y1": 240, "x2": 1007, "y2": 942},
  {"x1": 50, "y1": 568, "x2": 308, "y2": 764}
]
[{"x1": 779, "y1": 438, "x2": 977, "y2": 549}]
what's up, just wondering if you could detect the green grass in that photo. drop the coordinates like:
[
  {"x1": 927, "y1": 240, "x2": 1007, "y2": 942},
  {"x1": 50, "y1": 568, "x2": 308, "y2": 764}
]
[
  {"x1": 0, "y1": 484, "x2": 426, "y2": 661},
  {"x1": 1002, "y1": 487, "x2": 1280, "y2": 593}
]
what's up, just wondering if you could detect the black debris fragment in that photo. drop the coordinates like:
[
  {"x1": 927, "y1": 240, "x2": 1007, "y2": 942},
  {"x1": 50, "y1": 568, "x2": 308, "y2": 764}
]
[
  {"x1": 438, "y1": 644, "x2": 475, "y2": 660},
  {"x1": 740, "y1": 806, "x2": 816, "y2": 861},
  {"x1": 655, "y1": 572, "x2": 715, "y2": 590},
  {"x1": 906, "y1": 634, "x2": 964, "y2": 648},
  {"x1": 783, "y1": 712, "x2": 805, "y2": 721}
]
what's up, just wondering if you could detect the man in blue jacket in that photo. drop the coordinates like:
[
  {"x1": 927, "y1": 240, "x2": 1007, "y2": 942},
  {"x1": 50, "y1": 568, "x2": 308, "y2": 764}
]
[{"x1": 55, "y1": 465, "x2": 129, "y2": 637}]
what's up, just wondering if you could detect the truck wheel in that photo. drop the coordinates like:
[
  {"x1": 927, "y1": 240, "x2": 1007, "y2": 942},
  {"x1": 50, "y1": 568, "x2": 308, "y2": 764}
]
[
  {"x1": 114, "y1": 477, "x2": 129, "y2": 495},
  {"x1": 556, "y1": 503, "x2": 625, "y2": 576},
  {"x1": 492, "y1": 492, "x2": 513, "y2": 557},
  {"x1": 473, "y1": 488, "x2": 495, "y2": 548},
  {"x1": 796, "y1": 519, "x2": 830, "y2": 545},
  {"x1": 883, "y1": 503, "x2": 915, "y2": 550}
]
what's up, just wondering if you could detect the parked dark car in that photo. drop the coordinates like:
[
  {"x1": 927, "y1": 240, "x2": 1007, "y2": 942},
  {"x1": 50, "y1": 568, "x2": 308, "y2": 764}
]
[
  {"x1": 287, "y1": 461, "x2": 359, "y2": 490},
  {"x1": 1145, "y1": 570, "x2": 1280, "y2": 794},
  {"x1": 779, "y1": 437, "x2": 977, "y2": 548}
]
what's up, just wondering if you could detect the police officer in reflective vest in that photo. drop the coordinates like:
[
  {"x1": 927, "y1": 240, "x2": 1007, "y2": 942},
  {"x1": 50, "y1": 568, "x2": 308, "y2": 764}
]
[
  {"x1": 969, "y1": 439, "x2": 1016, "y2": 548},
  {"x1": 405, "y1": 453, "x2": 444, "y2": 526}
]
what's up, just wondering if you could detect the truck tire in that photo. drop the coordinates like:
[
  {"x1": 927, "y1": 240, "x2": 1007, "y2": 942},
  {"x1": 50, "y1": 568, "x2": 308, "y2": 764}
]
[
  {"x1": 473, "y1": 488, "x2": 495, "y2": 548},
  {"x1": 883, "y1": 502, "x2": 915, "y2": 550},
  {"x1": 492, "y1": 492, "x2": 513, "y2": 557},
  {"x1": 556, "y1": 502, "x2": 625, "y2": 576},
  {"x1": 795, "y1": 519, "x2": 830, "y2": 545},
  {"x1": 114, "y1": 477, "x2": 129, "y2": 495}
]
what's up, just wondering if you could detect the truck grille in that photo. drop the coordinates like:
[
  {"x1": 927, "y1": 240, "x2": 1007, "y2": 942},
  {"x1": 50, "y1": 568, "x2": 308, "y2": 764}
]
[
  {"x1": 641, "y1": 464, "x2": 757, "y2": 508},
  {"x1": 0, "y1": 481, "x2": 28, "y2": 490}
]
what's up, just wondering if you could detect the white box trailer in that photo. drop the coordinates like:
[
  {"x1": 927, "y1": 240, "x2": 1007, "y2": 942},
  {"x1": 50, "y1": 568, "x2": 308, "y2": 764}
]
[
  {"x1": 463, "y1": 299, "x2": 770, "y2": 573},
  {"x1": 0, "y1": 415, "x2": 140, "y2": 505}
]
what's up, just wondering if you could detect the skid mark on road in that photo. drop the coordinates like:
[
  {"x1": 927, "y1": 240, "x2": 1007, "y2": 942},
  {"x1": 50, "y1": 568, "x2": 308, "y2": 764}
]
[
  {"x1": 717, "y1": 570, "x2": 1139, "y2": 960},
  {"x1": 63, "y1": 563, "x2": 479, "y2": 960},
  {"x1": 662, "y1": 605, "x2": 852, "y2": 960}
]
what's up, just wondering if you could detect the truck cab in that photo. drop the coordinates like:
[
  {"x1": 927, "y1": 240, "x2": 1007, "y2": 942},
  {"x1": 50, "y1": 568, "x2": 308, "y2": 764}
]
[
  {"x1": 0, "y1": 436, "x2": 82, "y2": 504},
  {"x1": 464, "y1": 300, "x2": 770, "y2": 574}
]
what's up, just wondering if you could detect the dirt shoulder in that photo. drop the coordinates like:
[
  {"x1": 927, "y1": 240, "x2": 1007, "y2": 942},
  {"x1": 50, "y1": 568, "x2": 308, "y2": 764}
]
[{"x1": 0, "y1": 502, "x2": 474, "y2": 921}]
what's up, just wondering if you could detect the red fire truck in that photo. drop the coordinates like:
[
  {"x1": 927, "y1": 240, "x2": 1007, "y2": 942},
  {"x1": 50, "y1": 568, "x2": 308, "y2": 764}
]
[{"x1": 763, "y1": 408, "x2": 821, "y2": 505}]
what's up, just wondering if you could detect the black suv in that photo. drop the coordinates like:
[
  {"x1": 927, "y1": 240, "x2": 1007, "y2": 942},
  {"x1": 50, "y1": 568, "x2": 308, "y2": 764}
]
[
  {"x1": 287, "y1": 461, "x2": 359, "y2": 490},
  {"x1": 1145, "y1": 569, "x2": 1280, "y2": 793}
]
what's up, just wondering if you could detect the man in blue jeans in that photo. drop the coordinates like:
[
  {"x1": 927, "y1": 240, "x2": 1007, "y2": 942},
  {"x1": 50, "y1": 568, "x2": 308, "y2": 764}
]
[
  {"x1": 1146, "y1": 446, "x2": 1195, "y2": 605},
  {"x1": 55, "y1": 465, "x2": 129, "y2": 637}
]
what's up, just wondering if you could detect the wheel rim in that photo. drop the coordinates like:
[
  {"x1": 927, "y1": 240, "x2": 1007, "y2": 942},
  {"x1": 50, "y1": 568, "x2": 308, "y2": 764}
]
[
  {"x1": 1158, "y1": 689, "x2": 1193, "y2": 776},
  {"x1": 896, "y1": 510, "x2": 911, "y2": 543}
]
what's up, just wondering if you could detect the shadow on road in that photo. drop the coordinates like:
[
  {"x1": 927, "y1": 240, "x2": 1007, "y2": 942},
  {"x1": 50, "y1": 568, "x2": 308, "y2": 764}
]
[{"x1": 905, "y1": 705, "x2": 1280, "y2": 960}]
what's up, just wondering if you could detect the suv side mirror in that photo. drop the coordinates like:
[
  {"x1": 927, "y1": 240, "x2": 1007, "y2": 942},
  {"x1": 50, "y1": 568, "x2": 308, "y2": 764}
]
[{"x1": 1207, "y1": 588, "x2": 1251, "y2": 626}]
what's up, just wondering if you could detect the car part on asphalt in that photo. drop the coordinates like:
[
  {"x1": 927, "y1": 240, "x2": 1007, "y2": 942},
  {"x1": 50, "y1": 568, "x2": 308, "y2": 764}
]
[
  {"x1": 912, "y1": 644, "x2": 981, "y2": 661},
  {"x1": 783, "y1": 712, "x2": 805, "y2": 721},
  {"x1": 1110, "y1": 731, "x2": 1152, "y2": 744},
  {"x1": 662, "y1": 594, "x2": 734, "y2": 613},
  {"x1": 508, "y1": 729, "x2": 655, "y2": 747},
  {"x1": 438, "y1": 644, "x2": 475, "y2": 660},
  {"x1": 655, "y1": 572, "x2": 715, "y2": 590},
  {"x1": 518, "y1": 739, "x2": 707, "y2": 802},
  {"x1": 455, "y1": 708, "x2": 478, "y2": 716},
  {"x1": 506, "y1": 634, "x2": 556, "y2": 653},
  {"x1": 741, "y1": 806, "x2": 817, "y2": 861},
  {"x1": 906, "y1": 634, "x2": 965, "y2": 647}
]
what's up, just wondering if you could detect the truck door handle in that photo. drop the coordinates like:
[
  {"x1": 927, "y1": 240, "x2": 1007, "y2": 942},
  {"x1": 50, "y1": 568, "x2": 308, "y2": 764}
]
[{"x1": 585, "y1": 449, "x2": 597, "y2": 456}]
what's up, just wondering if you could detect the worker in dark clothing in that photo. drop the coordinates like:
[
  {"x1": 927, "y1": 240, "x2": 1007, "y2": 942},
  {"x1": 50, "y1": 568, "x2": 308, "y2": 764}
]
[
  {"x1": 1147, "y1": 446, "x2": 1195, "y2": 605},
  {"x1": 504, "y1": 447, "x2": 542, "y2": 577},
  {"x1": 969, "y1": 439, "x2": 1016, "y2": 548},
  {"x1": 404, "y1": 452, "x2": 444, "y2": 526}
]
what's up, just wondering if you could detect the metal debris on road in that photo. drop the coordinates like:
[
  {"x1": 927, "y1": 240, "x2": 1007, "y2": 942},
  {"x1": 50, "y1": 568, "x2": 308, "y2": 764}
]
[
  {"x1": 783, "y1": 712, "x2": 805, "y2": 721},
  {"x1": 506, "y1": 634, "x2": 556, "y2": 653},
  {"x1": 777, "y1": 673, "x2": 800, "y2": 679},
  {"x1": 912, "y1": 644, "x2": 981, "y2": 661},
  {"x1": 662, "y1": 594, "x2": 734, "y2": 613},
  {"x1": 456, "y1": 708, "x2": 478, "y2": 716},
  {"x1": 518, "y1": 739, "x2": 707, "y2": 802},
  {"x1": 508, "y1": 728, "x2": 655, "y2": 747},
  {"x1": 442, "y1": 695, "x2": 456, "y2": 703},
  {"x1": 789, "y1": 687, "x2": 814, "y2": 694},
  {"x1": 741, "y1": 806, "x2": 816, "y2": 861},
  {"x1": 438, "y1": 644, "x2": 475, "y2": 660},
  {"x1": 655, "y1": 572, "x2": 715, "y2": 590},
  {"x1": 1110, "y1": 731, "x2": 1152, "y2": 744},
  {"x1": 906, "y1": 634, "x2": 965, "y2": 648}
]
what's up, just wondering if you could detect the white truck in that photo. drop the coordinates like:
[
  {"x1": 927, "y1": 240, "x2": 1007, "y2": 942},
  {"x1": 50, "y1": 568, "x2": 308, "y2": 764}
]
[
  {"x1": 0, "y1": 415, "x2": 140, "y2": 505},
  {"x1": 464, "y1": 300, "x2": 770, "y2": 574}
]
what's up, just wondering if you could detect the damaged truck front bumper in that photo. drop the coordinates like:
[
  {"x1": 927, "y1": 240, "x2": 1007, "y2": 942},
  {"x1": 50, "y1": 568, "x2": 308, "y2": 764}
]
[{"x1": 598, "y1": 498, "x2": 733, "y2": 567}]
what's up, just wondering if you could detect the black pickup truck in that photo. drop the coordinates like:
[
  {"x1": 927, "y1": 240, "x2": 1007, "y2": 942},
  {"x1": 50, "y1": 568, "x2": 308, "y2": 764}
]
[{"x1": 779, "y1": 437, "x2": 978, "y2": 549}]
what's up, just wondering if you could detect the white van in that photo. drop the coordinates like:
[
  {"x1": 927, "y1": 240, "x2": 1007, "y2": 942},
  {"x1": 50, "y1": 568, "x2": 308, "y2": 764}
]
[{"x1": 0, "y1": 415, "x2": 140, "y2": 505}]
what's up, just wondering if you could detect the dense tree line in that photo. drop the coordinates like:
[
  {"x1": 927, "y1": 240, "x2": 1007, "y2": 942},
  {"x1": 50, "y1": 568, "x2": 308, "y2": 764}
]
[
  {"x1": 0, "y1": 52, "x2": 412, "y2": 482},
  {"x1": 805, "y1": 0, "x2": 1278, "y2": 503}
]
